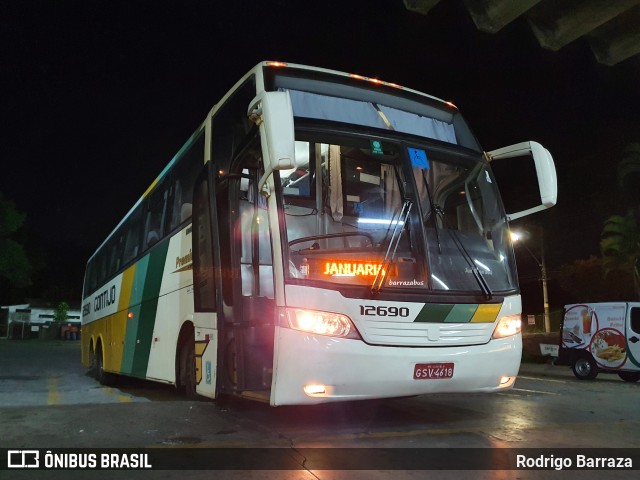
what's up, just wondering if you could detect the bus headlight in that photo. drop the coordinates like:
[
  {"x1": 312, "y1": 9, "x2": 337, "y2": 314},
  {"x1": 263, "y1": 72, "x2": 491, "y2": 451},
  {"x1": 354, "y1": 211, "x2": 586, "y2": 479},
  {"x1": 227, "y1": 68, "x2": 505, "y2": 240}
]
[
  {"x1": 285, "y1": 308, "x2": 361, "y2": 339},
  {"x1": 492, "y1": 314, "x2": 521, "y2": 339}
]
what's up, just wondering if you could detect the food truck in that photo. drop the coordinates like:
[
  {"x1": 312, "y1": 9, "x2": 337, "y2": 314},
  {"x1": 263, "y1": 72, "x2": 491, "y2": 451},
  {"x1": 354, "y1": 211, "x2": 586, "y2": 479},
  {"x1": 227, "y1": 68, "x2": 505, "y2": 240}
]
[{"x1": 557, "y1": 302, "x2": 640, "y2": 381}]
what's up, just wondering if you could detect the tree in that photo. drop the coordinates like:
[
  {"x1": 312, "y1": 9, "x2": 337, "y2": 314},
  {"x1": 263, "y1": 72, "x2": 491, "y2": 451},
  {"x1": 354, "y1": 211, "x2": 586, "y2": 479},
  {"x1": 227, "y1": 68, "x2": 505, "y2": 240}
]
[
  {"x1": 617, "y1": 143, "x2": 640, "y2": 203},
  {"x1": 601, "y1": 212, "x2": 640, "y2": 299},
  {"x1": 54, "y1": 302, "x2": 70, "y2": 323},
  {"x1": 557, "y1": 255, "x2": 636, "y2": 303},
  {"x1": 0, "y1": 193, "x2": 32, "y2": 292},
  {"x1": 599, "y1": 143, "x2": 640, "y2": 299}
]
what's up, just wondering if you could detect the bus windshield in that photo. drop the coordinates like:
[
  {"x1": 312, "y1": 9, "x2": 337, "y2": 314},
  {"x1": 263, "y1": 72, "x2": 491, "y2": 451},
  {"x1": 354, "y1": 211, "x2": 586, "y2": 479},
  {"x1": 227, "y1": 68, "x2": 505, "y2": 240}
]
[{"x1": 280, "y1": 131, "x2": 517, "y2": 294}]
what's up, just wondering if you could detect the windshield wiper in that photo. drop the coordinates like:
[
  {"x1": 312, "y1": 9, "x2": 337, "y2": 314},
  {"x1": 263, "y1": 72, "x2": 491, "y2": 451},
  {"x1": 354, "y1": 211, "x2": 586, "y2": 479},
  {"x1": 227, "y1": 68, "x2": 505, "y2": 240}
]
[
  {"x1": 420, "y1": 170, "x2": 442, "y2": 254},
  {"x1": 371, "y1": 200, "x2": 413, "y2": 295},
  {"x1": 432, "y1": 204, "x2": 493, "y2": 300}
]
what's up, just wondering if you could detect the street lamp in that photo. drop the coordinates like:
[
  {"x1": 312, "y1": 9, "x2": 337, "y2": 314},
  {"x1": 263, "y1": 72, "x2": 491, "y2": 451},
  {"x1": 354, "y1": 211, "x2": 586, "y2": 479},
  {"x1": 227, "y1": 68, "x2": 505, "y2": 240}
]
[{"x1": 511, "y1": 228, "x2": 551, "y2": 333}]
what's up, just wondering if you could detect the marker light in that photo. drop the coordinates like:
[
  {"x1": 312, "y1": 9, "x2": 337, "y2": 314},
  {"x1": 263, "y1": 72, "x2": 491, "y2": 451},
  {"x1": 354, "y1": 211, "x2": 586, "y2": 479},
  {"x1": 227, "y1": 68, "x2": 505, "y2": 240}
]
[
  {"x1": 285, "y1": 308, "x2": 361, "y2": 339},
  {"x1": 348, "y1": 73, "x2": 404, "y2": 89},
  {"x1": 492, "y1": 314, "x2": 522, "y2": 339},
  {"x1": 266, "y1": 61, "x2": 288, "y2": 67}
]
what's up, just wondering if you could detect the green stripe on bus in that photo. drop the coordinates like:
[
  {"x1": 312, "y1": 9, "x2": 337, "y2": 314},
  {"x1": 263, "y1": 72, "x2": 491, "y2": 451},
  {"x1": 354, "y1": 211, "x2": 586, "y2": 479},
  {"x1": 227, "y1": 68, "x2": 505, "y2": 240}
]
[
  {"x1": 414, "y1": 304, "x2": 480, "y2": 323},
  {"x1": 444, "y1": 304, "x2": 479, "y2": 323},
  {"x1": 131, "y1": 241, "x2": 170, "y2": 377},
  {"x1": 414, "y1": 304, "x2": 454, "y2": 323},
  {"x1": 130, "y1": 255, "x2": 150, "y2": 306},
  {"x1": 121, "y1": 256, "x2": 150, "y2": 374},
  {"x1": 121, "y1": 304, "x2": 141, "y2": 374}
]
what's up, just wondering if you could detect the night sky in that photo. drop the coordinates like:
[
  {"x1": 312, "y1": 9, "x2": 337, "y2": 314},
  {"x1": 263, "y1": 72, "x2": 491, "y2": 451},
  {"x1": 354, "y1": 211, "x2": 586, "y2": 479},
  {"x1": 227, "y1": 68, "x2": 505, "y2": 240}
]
[{"x1": 2, "y1": 0, "x2": 639, "y2": 307}]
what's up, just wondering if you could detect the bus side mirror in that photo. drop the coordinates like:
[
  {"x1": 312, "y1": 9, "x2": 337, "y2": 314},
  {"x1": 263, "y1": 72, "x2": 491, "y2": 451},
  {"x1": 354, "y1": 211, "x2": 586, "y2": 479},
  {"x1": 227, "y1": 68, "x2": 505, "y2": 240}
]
[
  {"x1": 488, "y1": 141, "x2": 557, "y2": 221},
  {"x1": 248, "y1": 91, "x2": 296, "y2": 173}
]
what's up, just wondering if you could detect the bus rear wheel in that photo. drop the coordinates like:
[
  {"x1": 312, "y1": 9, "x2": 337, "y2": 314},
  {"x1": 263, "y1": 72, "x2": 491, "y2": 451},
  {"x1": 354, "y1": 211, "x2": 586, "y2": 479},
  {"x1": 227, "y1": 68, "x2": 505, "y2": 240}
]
[
  {"x1": 94, "y1": 343, "x2": 114, "y2": 386},
  {"x1": 572, "y1": 355, "x2": 598, "y2": 380},
  {"x1": 618, "y1": 371, "x2": 640, "y2": 382}
]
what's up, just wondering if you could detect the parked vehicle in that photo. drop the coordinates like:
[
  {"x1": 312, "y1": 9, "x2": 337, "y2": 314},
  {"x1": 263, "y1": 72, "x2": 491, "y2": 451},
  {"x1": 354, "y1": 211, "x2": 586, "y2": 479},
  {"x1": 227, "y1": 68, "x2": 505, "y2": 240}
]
[{"x1": 557, "y1": 302, "x2": 640, "y2": 381}]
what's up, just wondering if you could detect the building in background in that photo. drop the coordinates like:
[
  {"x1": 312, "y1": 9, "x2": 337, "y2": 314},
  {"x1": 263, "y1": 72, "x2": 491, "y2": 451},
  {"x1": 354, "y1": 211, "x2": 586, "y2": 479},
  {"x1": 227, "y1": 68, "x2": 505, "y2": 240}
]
[{"x1": 0, "y1": 303, "x2": 81, "y2": 340}]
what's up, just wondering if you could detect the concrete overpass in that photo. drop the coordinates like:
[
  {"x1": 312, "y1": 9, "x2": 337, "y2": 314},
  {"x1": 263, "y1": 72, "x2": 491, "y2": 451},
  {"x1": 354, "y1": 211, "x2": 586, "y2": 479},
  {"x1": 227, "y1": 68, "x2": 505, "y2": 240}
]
[{"x1": 404, "y1": 0, "x2": 640, "y2": 65}]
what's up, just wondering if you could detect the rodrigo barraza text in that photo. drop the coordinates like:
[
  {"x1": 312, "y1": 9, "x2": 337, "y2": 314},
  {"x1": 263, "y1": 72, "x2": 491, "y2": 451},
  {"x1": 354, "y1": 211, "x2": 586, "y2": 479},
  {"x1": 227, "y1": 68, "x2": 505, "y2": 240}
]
[{"x1": 516, "y1": 454, "x2": 632, "y2": 470}]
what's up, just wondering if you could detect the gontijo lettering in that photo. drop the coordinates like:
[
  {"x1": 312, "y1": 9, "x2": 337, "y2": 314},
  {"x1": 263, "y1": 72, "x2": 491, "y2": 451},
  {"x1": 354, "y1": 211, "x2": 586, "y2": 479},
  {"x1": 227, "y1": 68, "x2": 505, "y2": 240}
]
[{"x1": 93, "y1": 286, "x2": 116, "y2": 312}]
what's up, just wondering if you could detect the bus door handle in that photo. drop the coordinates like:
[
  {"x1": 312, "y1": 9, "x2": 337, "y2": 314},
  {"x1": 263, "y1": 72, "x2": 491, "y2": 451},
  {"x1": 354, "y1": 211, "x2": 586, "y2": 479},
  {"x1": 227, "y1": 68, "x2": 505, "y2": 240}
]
[{"x1": 630, "y1": 336, "x2": 639, "y2": 344}]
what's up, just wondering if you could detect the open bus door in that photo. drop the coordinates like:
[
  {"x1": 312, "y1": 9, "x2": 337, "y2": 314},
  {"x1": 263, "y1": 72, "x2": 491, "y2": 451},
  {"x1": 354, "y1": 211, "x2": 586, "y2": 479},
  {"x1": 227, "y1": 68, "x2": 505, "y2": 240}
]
[
  {"x1": 191, "y1": 161, "x2": 221, "y2": 398},
  {"x1": 194, "y1": 148, "x2": 277, "y2": 402},
  {"x1": 192, "y1": 89, "x2": 293, "y2": 402},
  {"x1": 218, "y1": 149, "x2": 276, "y2": 402}
]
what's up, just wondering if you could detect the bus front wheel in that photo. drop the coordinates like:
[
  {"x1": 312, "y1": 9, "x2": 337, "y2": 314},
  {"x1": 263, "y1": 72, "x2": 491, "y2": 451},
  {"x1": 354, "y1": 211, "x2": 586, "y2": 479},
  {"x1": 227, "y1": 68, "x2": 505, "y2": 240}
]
[{"x1": 178, "y1": 332, "x2": 198, "y2": 399}]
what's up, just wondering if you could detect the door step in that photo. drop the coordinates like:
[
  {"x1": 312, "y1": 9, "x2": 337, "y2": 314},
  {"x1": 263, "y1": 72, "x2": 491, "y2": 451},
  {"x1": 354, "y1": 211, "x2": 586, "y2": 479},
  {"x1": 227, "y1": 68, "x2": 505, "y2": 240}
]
[{"x1": 239, "y1": 390, "x2": 271, "y2": 403}]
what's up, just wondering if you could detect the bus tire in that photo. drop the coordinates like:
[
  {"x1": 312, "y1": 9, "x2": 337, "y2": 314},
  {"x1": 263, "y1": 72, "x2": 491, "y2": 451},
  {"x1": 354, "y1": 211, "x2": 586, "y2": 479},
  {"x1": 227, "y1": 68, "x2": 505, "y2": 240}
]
[
  {"x1": 178, "y1": 331, "x2": 198, "y2": 399},
  {"x1": 95, "y1": 343, "x2": 115, "y2": 386},
  {"x1": 89, "y1": 342, "x2": 97, "y2": 377},
  {"x1": 572, "y1": 355, "x2": 598, "y2": 380},
  {"x1": 618, "y1": 371, "x2": 640, "y2": 382}
]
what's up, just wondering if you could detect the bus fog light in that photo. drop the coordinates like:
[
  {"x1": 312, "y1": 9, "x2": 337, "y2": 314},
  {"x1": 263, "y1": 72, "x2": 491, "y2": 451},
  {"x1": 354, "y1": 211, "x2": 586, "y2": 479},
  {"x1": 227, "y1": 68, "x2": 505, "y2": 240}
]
[
  {"x1": 499, "y1": 376, "x2": 515, "y2": 388},
  {"x1": 492, "y1": 314, "x2": 521, "y2": 339},
  {"x1": 304, "y1": 384, "x2": 327, "y2": 396}
]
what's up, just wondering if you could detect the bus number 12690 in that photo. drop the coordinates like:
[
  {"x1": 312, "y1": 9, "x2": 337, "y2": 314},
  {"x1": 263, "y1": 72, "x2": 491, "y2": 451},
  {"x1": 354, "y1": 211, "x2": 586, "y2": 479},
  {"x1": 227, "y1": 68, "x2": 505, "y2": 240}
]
[{"x1": 360, "y1": 305, "x2": 410, "y2": 317}]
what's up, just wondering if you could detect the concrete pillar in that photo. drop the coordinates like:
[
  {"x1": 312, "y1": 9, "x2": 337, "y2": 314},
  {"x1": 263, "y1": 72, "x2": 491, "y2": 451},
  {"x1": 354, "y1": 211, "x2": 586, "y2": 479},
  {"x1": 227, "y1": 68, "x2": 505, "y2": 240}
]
[
  {"x1": 463, "y1": 0, "x2": 541, "y2": 33},
  {"x1": 589, "y1": 5, "x2": 640, "y2": 65},
  {"x1": 527, "y1": 0, "x2": 640, "y2": 51},
  {"x1": 403, "y1": 0, "x2": 441, "y2": 15}
]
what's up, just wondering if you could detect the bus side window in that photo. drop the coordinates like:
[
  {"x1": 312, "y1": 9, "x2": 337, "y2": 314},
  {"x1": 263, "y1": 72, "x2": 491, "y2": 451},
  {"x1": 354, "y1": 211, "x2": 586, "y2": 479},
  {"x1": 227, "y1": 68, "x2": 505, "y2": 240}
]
[
  {"x1": 95, "y1": 252, "x2": 107, "y2": 290},
  {"x1": 144, "y1": 184, "x2": 168, "y2": 250},
  {"x1": 169, "y1": 133, "x2": 205, "y2": 231},
  {"x1": 107, "y1": 233, "x2": 124, "y2": 275},
  {"x1": 85, "y1": 259, "x2": 96, "y2": 295},
  {"x1": 122, "y1": 206, "x2": 143, "y2": 265}
]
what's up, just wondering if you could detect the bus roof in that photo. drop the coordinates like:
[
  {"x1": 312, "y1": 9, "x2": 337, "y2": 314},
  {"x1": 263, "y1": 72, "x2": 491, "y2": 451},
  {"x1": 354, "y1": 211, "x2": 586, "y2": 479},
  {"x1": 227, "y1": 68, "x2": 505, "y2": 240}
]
[{"x1": 88, "y1": 61, "x2": 458, "y2": 263}]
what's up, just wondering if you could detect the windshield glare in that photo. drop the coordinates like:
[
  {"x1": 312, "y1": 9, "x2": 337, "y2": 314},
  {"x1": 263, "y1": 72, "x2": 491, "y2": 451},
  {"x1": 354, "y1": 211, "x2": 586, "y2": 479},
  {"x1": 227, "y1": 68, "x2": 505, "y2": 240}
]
[
  {"x1": 280, "y1": 133, "x2": 517, "y2": 294},
  {"x1": 414, "y1": 152, "x2": 516, "y2": 292}
]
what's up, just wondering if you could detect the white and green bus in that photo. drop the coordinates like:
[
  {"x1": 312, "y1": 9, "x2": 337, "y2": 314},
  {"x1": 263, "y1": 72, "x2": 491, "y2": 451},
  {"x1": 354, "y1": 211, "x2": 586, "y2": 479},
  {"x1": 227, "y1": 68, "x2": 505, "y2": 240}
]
[{"x1": 81, "y1": 61, "x2": 557, "y2": 405}]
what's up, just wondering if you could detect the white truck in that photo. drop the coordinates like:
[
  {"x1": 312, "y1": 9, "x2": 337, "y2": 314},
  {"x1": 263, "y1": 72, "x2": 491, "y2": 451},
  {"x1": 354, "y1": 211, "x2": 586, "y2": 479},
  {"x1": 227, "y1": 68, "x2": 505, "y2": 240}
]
[{"x1": 557, "y1": 302, "x2": 640, "y2": 382}]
